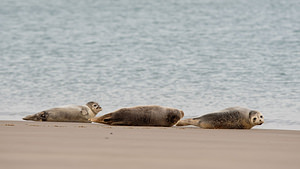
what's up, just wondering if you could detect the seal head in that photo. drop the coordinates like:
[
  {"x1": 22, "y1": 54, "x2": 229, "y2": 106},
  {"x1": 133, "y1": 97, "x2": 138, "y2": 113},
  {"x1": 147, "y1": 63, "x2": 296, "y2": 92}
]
[
  {"x1": 249, "y1": 110, "x2": 264, "y2": 125},
  {"x1": 86, "y1": 101, "x2": 102, "y2": 115}
]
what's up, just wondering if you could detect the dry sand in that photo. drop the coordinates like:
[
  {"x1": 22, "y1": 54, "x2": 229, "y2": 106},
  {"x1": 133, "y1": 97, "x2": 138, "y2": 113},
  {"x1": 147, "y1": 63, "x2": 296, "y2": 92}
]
[{"x1": 0, "y1": 120, "x2": 299, "y2": 169}]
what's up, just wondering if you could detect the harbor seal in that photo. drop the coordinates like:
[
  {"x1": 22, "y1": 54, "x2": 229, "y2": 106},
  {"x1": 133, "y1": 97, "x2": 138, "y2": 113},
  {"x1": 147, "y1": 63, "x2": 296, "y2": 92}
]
[
  {"x1": 91, "y1": 105, "x2": 184, "y2": 127},
  {"x1": 176, "y1": 107, "x2": 264, "y2": 129},
  {"x1": 23, "y1": 101, "x2": 102, "y2": 123}
]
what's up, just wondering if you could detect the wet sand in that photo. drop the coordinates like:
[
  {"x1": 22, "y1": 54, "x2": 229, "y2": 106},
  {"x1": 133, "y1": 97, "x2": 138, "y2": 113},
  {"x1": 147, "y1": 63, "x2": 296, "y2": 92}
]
[{"x1": 0, "y1": 121, "x2": 299, "y2": 169}]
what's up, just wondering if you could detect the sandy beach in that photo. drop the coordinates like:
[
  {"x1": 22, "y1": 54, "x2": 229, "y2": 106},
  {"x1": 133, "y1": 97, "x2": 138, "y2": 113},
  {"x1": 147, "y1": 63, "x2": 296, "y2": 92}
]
[{"x1": 1, "y1": 121, "x2": 299, "y2": 169}]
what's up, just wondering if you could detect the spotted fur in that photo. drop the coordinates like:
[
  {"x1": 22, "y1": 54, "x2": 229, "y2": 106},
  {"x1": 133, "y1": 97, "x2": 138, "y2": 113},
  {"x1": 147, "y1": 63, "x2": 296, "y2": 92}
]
[
  {"x1": 23, "y1": 101, "x2": 102, "y2": 123},
  {"x1": 91, "y1": 105, "x2": 184, "y2": 127},
  {"x1": 176, "y1": 107, "x2": 264, "y2": 129}
]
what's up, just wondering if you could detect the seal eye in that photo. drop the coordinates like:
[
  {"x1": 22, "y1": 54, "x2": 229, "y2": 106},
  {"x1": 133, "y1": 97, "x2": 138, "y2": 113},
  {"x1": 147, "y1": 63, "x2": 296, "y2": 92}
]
[
  {"x1": 253, "y1": 117, "x2": 257, "y2": 122},
  {"x1": 93, "y1": 104, "x2": 98, "y2": 107},
  {"x1": 260, "y1": 116, "x2": 263, "y2": 118}
]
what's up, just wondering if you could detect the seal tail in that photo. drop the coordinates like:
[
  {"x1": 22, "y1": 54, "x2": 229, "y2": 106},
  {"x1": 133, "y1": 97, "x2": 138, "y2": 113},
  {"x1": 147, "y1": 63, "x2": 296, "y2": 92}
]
[{"x1": 176, "y1": 118, "x2": 199, "y2": 126}]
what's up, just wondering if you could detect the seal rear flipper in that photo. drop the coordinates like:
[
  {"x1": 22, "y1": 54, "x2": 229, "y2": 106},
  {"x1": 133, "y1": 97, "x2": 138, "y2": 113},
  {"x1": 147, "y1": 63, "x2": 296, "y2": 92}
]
[
  {"x1": 23, "y1": 114, "x2": 36, "y2": 121},
  {"x1": 176, "y1": 118, "x2": 199, "y2": 126},
  {"x1": 90, "y1": 113, "x2": 113, "y2": 124},
  {"x1": 23, "y1": 111, "x2": 48, "y2": 121}
]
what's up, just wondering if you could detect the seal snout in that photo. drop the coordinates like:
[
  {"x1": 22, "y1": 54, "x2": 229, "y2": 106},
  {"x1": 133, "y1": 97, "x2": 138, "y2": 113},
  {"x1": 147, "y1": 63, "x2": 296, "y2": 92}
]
[
  {"x1": 258, "y1": 114, "x2": 264, "y2": 125},
  {"x1": 94, "y1": 104, "x2": 102, "y2": 110},
  {"x1": 97, "y1": 106, "x2": 102, "y2": 111}
]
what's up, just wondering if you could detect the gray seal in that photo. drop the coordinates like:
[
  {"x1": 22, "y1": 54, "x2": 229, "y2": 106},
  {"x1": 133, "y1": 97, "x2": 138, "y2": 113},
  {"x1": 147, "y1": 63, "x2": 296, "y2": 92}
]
[
  {"x1": 91, "y1": 105, "x2": 184, "y2": 127},
  {"x1": 176, "y1": 107, "x2": 264, "y2": 129},
  {"x1": 23, "y1": 101, "x2": 102, "y2": 123}
]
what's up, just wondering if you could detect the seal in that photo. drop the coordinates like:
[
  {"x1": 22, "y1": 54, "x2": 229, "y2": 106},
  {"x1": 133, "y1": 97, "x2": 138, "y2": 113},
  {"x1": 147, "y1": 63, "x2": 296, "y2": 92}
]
[
  {"x1": 91, "y1": 105, "x2": 184, "y2": 127},
  {"x1": 176, "y1": 107, "x2": 264, "y2": 129},
  {"x1": 23, "y1": 101, "x2": 102, "y2": 123}
]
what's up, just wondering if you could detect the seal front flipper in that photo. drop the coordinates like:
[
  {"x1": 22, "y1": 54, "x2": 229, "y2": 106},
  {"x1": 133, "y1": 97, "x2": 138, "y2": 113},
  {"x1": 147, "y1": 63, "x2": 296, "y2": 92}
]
[
  {"x1": 81, "y1": 107, "x2": 89, "y2": 116},
  {"x1": 110, "y1": 121, "x2": 131, "y2": 125}
]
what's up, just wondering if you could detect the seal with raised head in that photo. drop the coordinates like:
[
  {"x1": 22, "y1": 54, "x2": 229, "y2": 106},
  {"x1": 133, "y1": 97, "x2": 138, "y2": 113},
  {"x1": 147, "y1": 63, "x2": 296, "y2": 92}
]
[
  {"x1": 23, "y1": 101, "x2": 102, "y2": 123},
  {"x1": 176, "y1": 107, "x2": 264, "y2": 129},
  {"x1": 91, "y1": 105, "x2": 184, "y2": 127}
]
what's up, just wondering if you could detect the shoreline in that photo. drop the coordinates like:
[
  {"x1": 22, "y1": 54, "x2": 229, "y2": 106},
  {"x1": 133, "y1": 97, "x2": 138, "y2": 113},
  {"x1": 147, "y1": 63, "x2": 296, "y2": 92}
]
[
  {"x1": 1, "y1": 119, "x2": 300, "y2": 131},
  {"x1": 1, "y1": 121, "x2": 300, "y2": 169}
]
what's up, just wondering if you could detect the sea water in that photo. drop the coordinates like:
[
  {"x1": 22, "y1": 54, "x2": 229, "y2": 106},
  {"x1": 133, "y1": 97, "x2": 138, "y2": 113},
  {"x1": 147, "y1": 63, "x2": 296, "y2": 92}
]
[{"x1": 0, "y1": 0, "x2": 299, "y2": 130}]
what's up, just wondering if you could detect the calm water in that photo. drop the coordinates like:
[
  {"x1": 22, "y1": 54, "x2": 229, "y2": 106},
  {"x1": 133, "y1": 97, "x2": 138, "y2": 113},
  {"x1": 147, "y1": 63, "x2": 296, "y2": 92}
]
[{"x1": 0, "y1": 0, "x2": 299, "y2": 130}]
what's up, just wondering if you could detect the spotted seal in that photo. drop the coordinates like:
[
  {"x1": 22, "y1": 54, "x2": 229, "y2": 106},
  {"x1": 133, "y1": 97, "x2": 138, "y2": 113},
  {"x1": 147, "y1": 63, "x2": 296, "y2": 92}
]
[
  {"x1": 176, "y1": 107, "x2": 264, "y2": 129},
  {"x1": 91, "y1": 105, "x2": 184, "y2": 127},
  {"x1": 23, "y1": 101, "x2": 102, "y2": 123}
]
